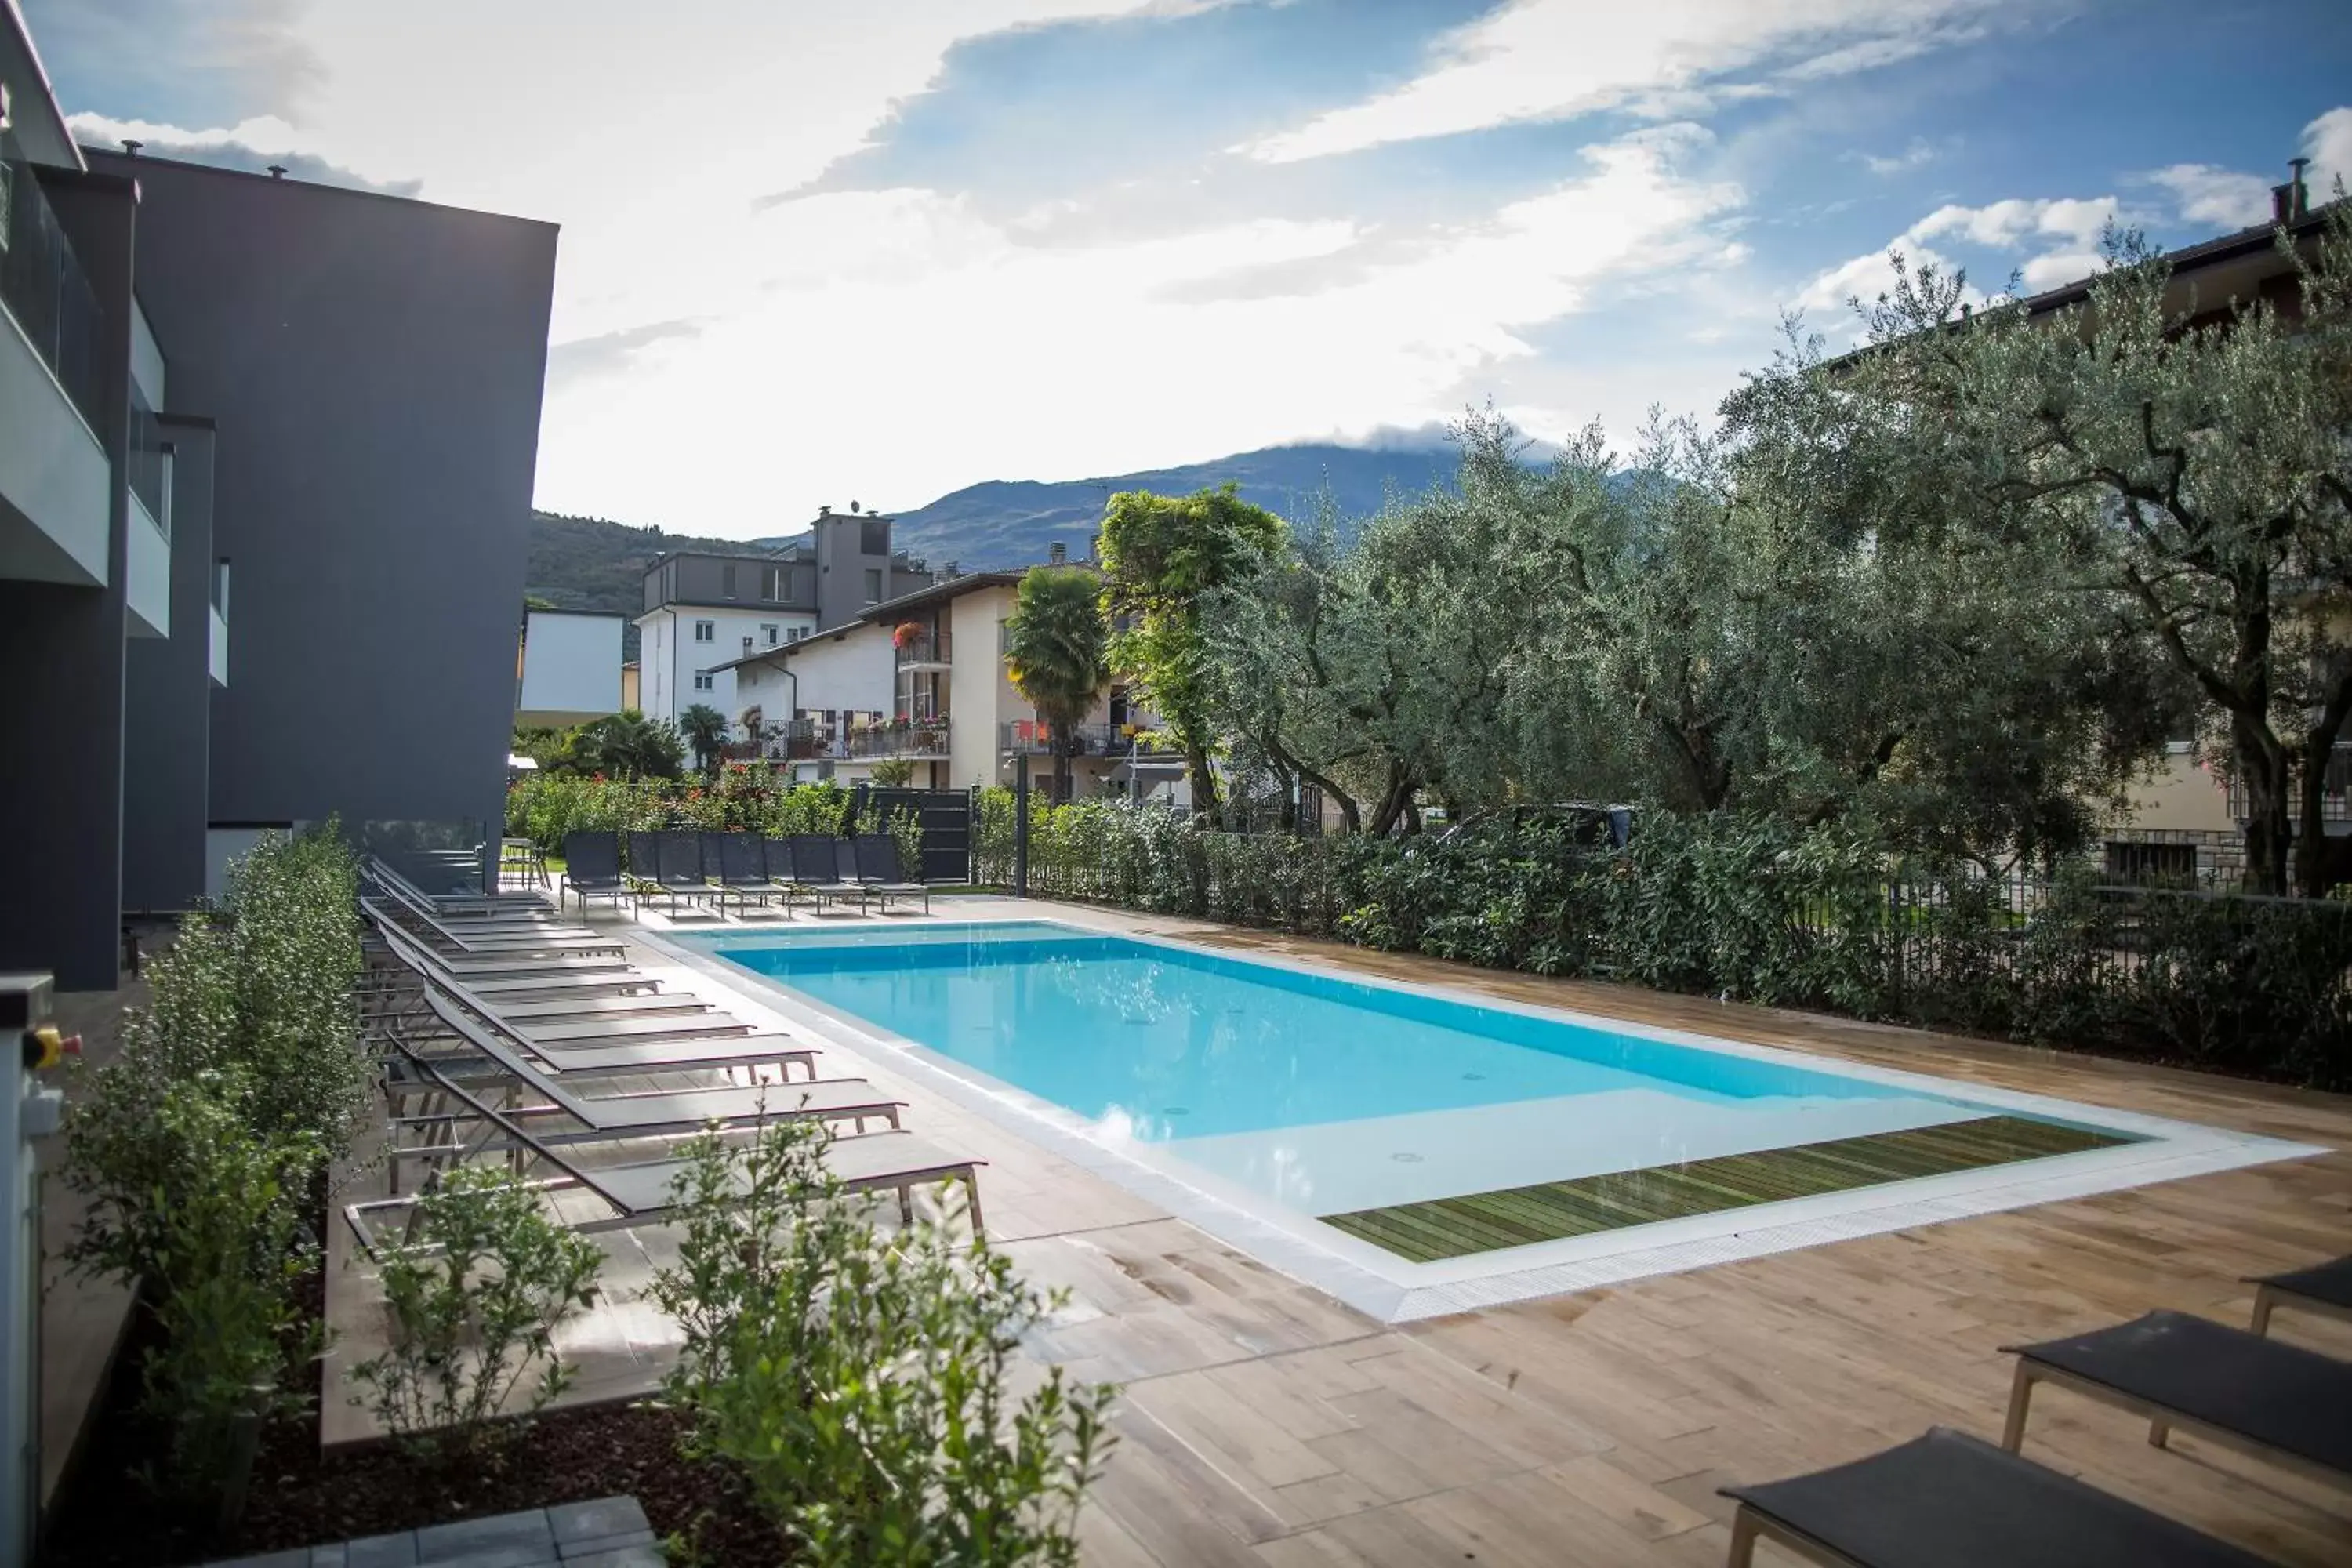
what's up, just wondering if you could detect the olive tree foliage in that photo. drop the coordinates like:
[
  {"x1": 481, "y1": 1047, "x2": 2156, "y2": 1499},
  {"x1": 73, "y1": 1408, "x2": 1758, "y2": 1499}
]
[
  {"x1": 1783, "y1": 206, "x2": 2352, "y2": 893},
  {"x1": 1200, "y1": 404, "x2": 2182, "y2": 864}
]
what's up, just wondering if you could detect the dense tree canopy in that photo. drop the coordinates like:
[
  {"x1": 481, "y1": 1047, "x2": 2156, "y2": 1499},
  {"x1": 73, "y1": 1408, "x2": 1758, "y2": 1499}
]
[{"x1": 1004, "y1": 565, "x2": 1112, "y2": 800}]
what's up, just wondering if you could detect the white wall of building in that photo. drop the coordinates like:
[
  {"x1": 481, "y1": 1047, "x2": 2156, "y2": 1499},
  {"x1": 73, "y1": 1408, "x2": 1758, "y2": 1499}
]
[
  {"x1": 947, "y1": 586, "x2": 1024, "y2": 789},
  {"x1": 635, "y1": 605, "x2": 817, "y2": 731},
  {"x1": 517, "y1": 610, "x2": 624, "y2": 725}
]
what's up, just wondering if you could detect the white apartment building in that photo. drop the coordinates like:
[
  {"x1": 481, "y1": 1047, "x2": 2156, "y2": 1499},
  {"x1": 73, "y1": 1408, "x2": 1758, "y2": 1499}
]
[
  {"x1": 718, "y1": 569, "x2": 1175, "y2": 800},
  {"x1": 631, "y1": 507, "x2": 943, "y2": 730}
]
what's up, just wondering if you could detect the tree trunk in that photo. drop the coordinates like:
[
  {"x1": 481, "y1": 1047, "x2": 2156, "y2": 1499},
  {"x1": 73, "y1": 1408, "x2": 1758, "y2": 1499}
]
[
  {"x1": 1186, "y1": 742, "x2": 1221, "y2": 826},
  {"x1": 1366, "y1": 763, "x2": 1417, "y2": 836},
  {"x1": 2234, "y1": 711, "x2": 2292, "y2": 895},
  {"x1": 2292, "y1": 673, "x2": 2352, "y2": 898},
  {"x1": 1054, "y1": 741, "x2": 1073, "y2": 804}
]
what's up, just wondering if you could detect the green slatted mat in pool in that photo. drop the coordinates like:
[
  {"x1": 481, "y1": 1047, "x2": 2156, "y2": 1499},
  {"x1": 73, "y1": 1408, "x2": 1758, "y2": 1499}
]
[{"x1": 1319, "y1": 1115, "x2": 2130, "y2": 1263}]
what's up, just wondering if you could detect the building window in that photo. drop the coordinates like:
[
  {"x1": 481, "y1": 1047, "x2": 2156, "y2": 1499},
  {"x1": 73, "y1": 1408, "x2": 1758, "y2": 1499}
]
[
  {"x1": 694, "y1": 669, "x2": 715, "y2": 691},
  {"x1": 788, "y1": 626, "x2": 808, "y2": 642},
  {"x1": 763, "y1": 565, "x2": 786, "y2": 601},
  {"x1": 694, "y1": 619, "x2": 714, "y2": 642},
  {"x1": 762, "y1": 623, "x2": 780, "y2": 645},
  {"x1": 864, "y1": 568, "x2": 883, "y2": 604},
  {"x1": 722, "y1": 563, "x2": 739, "y2": 598}
]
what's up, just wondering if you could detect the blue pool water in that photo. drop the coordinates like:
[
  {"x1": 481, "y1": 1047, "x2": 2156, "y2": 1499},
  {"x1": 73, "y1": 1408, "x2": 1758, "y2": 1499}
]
[{"x1": 695, "y1": 921, "x2": 2099, "y2": 1220}]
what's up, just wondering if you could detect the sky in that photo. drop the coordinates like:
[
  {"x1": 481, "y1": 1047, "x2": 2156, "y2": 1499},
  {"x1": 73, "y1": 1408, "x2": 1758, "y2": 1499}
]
[{"x1": 27, "y1": 0, "x2": 2352, "y2": 539}]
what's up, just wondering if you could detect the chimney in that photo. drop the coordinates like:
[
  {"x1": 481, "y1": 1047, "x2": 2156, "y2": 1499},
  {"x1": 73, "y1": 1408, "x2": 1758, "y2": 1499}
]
[
  {"x1": 1048, "y1": 542, "x2": 1067, "y2": 565},
  {"x1": 121, "y1": 140, "x2": 143, "y2": 157},
  {"x1": 2274, "y1": 158, "x2": 2312, "y2": 226},
  {"x1": 943, "y1": 559, "x2": 960, "y2": 576},
  {"x1": 819, "y1": 503, "x2": 831, "y2": 517},
  {"x1": 2290, "y1": 156, "x2": 2311, "y2": 220},
  {"x1": 850, "y1": 499, "x2": 860, "y2": 514},
  {"x1": 267, "y1": 165, "x2": 287, "y2": 180}
]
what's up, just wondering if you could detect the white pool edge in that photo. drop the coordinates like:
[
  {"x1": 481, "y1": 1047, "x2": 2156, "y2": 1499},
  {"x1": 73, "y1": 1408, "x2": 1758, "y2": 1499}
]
[{"x1": 641, "y1": 913, "x2": 2332, "y2": 1325}]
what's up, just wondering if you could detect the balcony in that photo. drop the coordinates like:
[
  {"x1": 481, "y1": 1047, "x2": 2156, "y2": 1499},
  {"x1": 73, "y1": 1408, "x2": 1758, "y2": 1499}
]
[
  {"x1": 746, "y1": 717, "x2": 950, "y2": 764},
  {"x1": 0, "y1": 151, "x2": 111, "y2": 585},
  {"x1": 1000, "y1": 721, "x2": 1161, "y2": 757},
  {"x1": 893, "y1": 627, "x2": 950, "y2": 670}
]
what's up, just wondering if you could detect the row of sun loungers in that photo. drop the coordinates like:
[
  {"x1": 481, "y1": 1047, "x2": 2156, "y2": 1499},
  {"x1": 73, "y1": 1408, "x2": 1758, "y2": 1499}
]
[
  {"x1": 350, "y1": 866, "x2": 982, "y2": 1254},
  {"x1": 1723, "y1": 1258, "x2": 2352, "y2": 1566},
  {"x1": 561, "y1": 830, "x2": 930, "y2": 919}
]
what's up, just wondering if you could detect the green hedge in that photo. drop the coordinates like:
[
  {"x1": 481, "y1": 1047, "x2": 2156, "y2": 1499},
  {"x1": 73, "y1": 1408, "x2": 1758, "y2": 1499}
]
[
  {"x1": 975, "y1": 795, "x2": 2352, "y2": 1089},
  {"x1": 505, "y1": 768, "x2": 853, "y2": 848}
]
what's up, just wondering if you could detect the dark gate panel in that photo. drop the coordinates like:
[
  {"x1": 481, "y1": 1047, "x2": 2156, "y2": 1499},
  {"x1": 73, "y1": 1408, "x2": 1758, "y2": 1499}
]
[{"x1": 848, "y1": 786, "x2": 973, "y2": 883}]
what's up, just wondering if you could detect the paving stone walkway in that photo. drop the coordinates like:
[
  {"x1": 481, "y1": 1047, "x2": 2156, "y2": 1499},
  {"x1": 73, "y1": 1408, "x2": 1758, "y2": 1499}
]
[{"x1": 200, "y1": 1497, "x2": 659, "y2": 1568}]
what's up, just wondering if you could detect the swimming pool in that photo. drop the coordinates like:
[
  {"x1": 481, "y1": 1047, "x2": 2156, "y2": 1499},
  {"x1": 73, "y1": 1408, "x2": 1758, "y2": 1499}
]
[{"x1": 673, "y1": 918, "x2": 2321, "y2": 1319}]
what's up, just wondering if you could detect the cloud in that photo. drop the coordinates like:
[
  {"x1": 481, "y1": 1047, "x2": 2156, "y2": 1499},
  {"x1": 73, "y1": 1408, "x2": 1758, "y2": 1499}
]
[
  {"x1": 2307, "y1": 106, "x2": 2352, "y2": 194},
  {"x1": 546, "y1": 319, "x2": 705, "y2": 389},
  {"x1": 1856, "y1": 137, "x2": 1940, "y2": 176},
  {"x1": 64, "y1": 111, "x2": 419, "y2": 194},
  {"x1": 25, "y1": 0, "x2": 322, "y2": 125},
  {"x1": 1907, "y1": 194, "x2": 2116, "y2": 250},
  {"x1": 1240, "y1": 0, "x2": 2010, "y2": 164},
  {"x1": 2144, "y1": 163, "x2": 2271, "y2": 229}
]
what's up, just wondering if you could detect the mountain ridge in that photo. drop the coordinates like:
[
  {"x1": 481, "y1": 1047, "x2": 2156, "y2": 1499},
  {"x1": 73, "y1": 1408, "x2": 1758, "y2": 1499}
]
[{"x1": 524, "y1": 441, "x2": 1467, "y2": 655}]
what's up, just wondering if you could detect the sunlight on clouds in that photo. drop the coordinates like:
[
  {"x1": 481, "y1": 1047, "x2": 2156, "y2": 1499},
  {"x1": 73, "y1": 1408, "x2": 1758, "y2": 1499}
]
[
  {"x1": 2146, "y1": 164, "x2": 2272, "y2": 229},
  {"x1": 1242, "y1": 0, "x2": 2004, "y2": 163},
  {"x1": 533, "y1": 129, "x2": 1742, "y2": 528}
]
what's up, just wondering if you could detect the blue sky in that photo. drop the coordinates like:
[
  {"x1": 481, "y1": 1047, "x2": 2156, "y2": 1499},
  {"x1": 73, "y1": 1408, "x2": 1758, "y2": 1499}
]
[{"x1": 28, "y1": 0, "x2": 2352, "y2": 535}]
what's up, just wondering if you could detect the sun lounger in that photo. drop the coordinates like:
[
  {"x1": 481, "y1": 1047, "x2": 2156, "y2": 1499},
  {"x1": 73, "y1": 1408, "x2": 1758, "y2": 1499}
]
[
  {"x1": 393, "y1": 984, "x2": 814, "y2": 1084},
  {"x1": 1720, "y1": 1427, "x2": 2275, "y2": 1568},
  {"x1": 367, "y1": 856, "x2": 551, "y2": 916},
  {"x1": 643, "y1": 829, "x2": 720, "y2": 916},
  {"x1": 2249, "y1": 1254, "x2": 2352, "y2": 1336},
  {"x1": 789, "y1": 835, "x2": 867, "y2": 913},
  {"x1": 712, "y1": 831, "x2": 794, "y2": 917},
  {"x1": 2001, "y1": 1310, "x2": 2352, "y2": 1486},
  {"x1": 369, "y1": 873, "x2": 621, "y2": 956},
  {"x1": 561, "y1": 831, "x2": 634, "y2": 916},
  {"x1": 362, "y1": 902, "x2": 646, "y2": 990},
  {"x1": 851, "y1": 833, "x2": 931, "y2": 915},
  {"x1": 347, "y1": 1074, "x2": 982, "y2": 1255}
]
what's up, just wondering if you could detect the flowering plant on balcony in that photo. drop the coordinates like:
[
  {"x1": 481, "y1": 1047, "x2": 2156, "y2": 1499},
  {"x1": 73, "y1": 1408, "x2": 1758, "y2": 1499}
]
[{"x1": 892, "y1": 620, "x2": 925, "y2": 650}]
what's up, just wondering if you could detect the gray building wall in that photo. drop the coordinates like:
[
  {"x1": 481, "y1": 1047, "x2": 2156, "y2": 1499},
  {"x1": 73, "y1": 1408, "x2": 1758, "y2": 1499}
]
[
  {"x1": 90, "y1": 152, "x2": 558, "y2": 846},
  {"x1": 121, "y1": 416, "x2": 216, "y2": 913},
  {"x1": 0, "y1": 170, "x2": 139, "y2": 989}
]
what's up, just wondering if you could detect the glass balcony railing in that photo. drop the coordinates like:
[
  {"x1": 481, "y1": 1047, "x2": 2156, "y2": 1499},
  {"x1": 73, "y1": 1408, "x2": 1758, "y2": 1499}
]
[
  {"x1": 129, "y1": 380, "x2": 169, "y2": 533},
  {"x1": 894, "y1": 629, "x2": 950, "y2": 666},
  {"x1": 0, "y1": 150, "x2": 108, "y2": 434},
  {"x1": 1000, "y1": 720, "x2": 1160, "y2": 757}
]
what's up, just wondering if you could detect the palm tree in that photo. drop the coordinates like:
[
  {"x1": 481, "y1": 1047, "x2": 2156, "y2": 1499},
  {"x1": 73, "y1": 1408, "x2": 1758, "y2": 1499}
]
[
  {"x1": 561, "y1": 710, "x2": 684, "y2": 779},
  {"x1": 1004, "y1": 566, "x2": 1110, "y2": 801},
  {"x1": 678, "y1": 703, "x2": 729, "y2": 778}
]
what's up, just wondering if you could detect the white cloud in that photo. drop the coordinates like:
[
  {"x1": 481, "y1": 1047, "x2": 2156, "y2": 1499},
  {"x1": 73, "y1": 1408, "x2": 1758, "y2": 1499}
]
[
  {"x1": 1859, "y1": 138, "x2": 1938, "y2": 176},
  {"x1": 533, "y1": 128, "x2": 1746, "y2": 527},
  {"x1": 1907, "y1": 194, "x2": 2115, "y2": 250},
  {"x1": 2144, "y1": 162, "x2": 2271, "y2": 229},
  {"x1": 2019, "y1": 250, "x2": 2102, "y2": 292},
  {"x1": 2306, "y1": 106, "x2": 2352, "y2": 195},
  {"x1": 1242, "y1": 0, "x2": 2005, "y2": 164}
]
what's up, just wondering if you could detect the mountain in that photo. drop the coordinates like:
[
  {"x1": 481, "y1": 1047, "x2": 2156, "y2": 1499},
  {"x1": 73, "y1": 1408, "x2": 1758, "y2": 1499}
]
[
  {"x1": 884, "y1": 441, "x2": 1460, "y2": 569},
  {"x1": 523, "y1": 440, "x2": 1468, "y2": 656}
]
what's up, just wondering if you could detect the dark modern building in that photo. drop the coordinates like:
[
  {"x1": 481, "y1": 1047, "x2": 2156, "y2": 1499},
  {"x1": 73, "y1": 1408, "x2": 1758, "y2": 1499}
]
[{"x1": 0, "y1": 5, "x2": 558, "y2": 988}]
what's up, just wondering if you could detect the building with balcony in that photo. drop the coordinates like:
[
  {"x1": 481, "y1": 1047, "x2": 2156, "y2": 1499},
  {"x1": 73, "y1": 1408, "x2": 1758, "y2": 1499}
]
[
  {"x1": 633, "y1": 506, "x2": 945, "y2": 728},
  {"x1": 719, "y1": 568, "x2": 1169, "y2": 799},
  {"x1": 0, "y1": 3, "x2": 557, "y2": 986}
]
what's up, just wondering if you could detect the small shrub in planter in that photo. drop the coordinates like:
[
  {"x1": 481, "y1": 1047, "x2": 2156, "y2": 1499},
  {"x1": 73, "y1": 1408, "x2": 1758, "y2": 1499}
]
[
  {"x1": 653, "y1": 1120, "x2": 1115, "y2": 1567},
  {"x1": 347, "y1": 1165, "x2": 604, "y2": 1464}
]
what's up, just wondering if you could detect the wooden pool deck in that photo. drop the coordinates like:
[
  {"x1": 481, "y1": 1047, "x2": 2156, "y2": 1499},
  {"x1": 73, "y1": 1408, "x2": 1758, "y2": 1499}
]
[{"x1": 332, "y1": 896, "x2": 2352, "y2": 1566}]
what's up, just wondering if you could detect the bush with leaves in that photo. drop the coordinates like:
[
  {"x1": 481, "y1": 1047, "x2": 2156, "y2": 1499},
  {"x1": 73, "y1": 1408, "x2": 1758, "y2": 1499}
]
[
  {"x1": 652, "y1": 1119, "x2": 1114, "y2": 1567},
  {"x1": 132, "y1": 1083, "x2": 325, "y2": 1502},
  {"x1": 346, "y1": 1165, "x2": 603, "y2": 1461}
]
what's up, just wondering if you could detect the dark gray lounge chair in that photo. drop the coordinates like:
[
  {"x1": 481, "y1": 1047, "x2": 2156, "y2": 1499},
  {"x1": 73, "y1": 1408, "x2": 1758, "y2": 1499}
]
[
  {"x1": 789, "y1": 834, "x2": 866, "y2": 913},
  {"x1": 347, "y1": 1069, "x2": 983, "y2": 1254},
  {"x1": 2001, "y1": 1310, "x2": 2352, "y2": 1487},
  {"x1": 2249, "y1": 1253, "x2": 2352, "y2": 1336},
  {"x1": 561, "y1": 831, "x2": 633, "y2": 915},
  {"x1": 648, "y1": 829, "x2": 720, "y2": 916},
  {"x1": 1721, "y1": 1427, "x2": 2274, "y2": 1568},
  {"x1": 625, "y1": 830, "x2": 662, "y2": 896},
  {"x1": 713, "y1": 831, "x2": 793, "y2": 917},
  {"x1": 852, "y1": 833, "x2": 931, "y2": 915}
]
